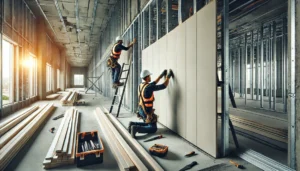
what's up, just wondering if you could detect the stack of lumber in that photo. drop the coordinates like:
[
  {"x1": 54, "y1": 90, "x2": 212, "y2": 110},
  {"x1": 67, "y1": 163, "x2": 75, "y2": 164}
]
[
  {"x1": 230, "y1": 115, "x2": 288, "y2": 143},
  {"x1": 94, "y1": 107, "x2": 162, "y2": 171},
  {"x1": 43, "y1": 107, "x2": 79, "y2": 169},
  {"x1": 0, "y1": 103, "x2": 54, "y2": 171},
  {"x1": 60, "y1": 91, "x2": 80, "y2": 106},
  {"x1": 46, "y1": 94, "x2": 60, "y2": 100}
]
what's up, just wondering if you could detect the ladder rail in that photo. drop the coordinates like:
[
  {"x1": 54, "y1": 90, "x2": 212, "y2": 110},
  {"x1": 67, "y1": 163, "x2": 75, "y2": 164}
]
[{"x1": 117, "y1": 63, "x2": 131, "y2": 117}]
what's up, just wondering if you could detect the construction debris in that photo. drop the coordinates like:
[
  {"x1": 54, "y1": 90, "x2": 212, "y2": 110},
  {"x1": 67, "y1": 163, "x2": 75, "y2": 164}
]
[
  {"x1": 0, "y1": 103, "x2": 54, "y2": 171},
  {"x1": 60, "y1": 91, "x2": 81, "y2": 106},
  {"x1": 43, "y1": 108, "x2": 79, "y2": 169}
]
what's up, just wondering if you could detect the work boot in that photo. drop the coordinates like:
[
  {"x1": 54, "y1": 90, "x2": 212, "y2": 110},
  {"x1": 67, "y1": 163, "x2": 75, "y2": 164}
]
[
  {"x1": 116, "y1": 82, "x2": 124, "y2": 87},
  {"x1": 128, "y1": 121, "x2": 133, "y2": 133},
  {"x1": 131, "y1": 125, "x2": 139, "y2": 138}
]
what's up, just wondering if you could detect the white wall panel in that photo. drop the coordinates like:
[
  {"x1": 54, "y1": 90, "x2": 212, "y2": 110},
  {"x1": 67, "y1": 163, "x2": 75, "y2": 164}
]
[
  {"x1": 166, "y1": 28, "x2": 178, "y2": 130},
  {"x1": 151, "y1": 42, "x2": 161, "y2": 118},
  {"x1": 196, "y1": 1, "x2": 217, "y2": 157},
  {"x1": 185, "y1": 15, "x2": 197, "y2": 145},
  {"x1": 157, "y1": 36, "x2": 167, "y2": 125},
  {"x1": 175, "y1": 22, "x2": 186, "y2": 138}
]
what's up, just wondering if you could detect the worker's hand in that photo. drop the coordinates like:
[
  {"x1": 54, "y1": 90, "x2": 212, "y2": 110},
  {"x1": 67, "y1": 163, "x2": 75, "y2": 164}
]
[
  {"x1": 167, "y1": 69, "x2": 174, "y2": 79},
  {"x1": 132, "y1": 38, "x2": 137, "y2": 44},
  {"x1": 160, "y1": 69, "x2": 167, "y2": 78}
]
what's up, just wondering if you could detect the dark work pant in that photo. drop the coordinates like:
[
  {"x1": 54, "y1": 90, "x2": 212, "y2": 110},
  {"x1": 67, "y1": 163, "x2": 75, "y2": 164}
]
[
  {"x1": 111, "y1": 61, "x2": 121, "y2": 84},
  {"x1": 131, "y1": 122, "x2": 157, "y2": 134}
]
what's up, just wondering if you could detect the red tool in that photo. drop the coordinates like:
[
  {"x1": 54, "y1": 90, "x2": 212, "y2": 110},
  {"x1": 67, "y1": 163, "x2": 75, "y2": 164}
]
[
  {"x1": 185, "y1": 151, "x2": 196, "y2": 157},
  {"x1": 144, "y1": 135, "x2": 163, "y2": 142}
]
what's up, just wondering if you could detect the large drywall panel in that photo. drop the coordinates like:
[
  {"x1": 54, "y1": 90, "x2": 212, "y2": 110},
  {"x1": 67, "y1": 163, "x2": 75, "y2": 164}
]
[
  {"x1": 157, "y1": 36, "x2": 167, "y2": 125},
  {"x1": 185, "y1": 14, "x2": 197, "y2": 145},
  {"x1": 196, "y1": 1, "x2": 217, "y2": 157},
  {"x1": 152, "y1": 42, "x2": 161, "y2": 118},
  {"x1": 175, "y1": 22, "x2": 187, "y2": 138},
  {"x1": 166, "y1": 28, "x2": 178, "y2": 130}
]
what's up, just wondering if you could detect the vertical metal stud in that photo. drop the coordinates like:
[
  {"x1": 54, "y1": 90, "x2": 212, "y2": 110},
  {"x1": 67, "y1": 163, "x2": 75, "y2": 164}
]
[
  {"x1": 244, "y1": 33, "x2": 247, "y2": 104},
  {"x1": 283, "y1": 18, "x2": 287, "y2": 113},
  {"x1": 156, "y1": 0, "x2": 162, "y2": 40},
  {"x1": 221, "y1": 0, "x2": 230, "y2": 157},
  {"x1": 250, "y1": 31, "x2": 253, "y2": 100},
  {"x1": 239, "y1": 47, "x2": 242, "y2": 97},
  {"x1": 166, "y1": 0, "x2": 171, "y2": 33},
  {"x1": 193, "y1": 0, "x2": 197, "y2": 14},
  {"x1": 288, "y1": 0, "x2": 296, "y2": 168},
  {"x1": 149, "y1": 4, "x2": 152, "y2": 45},
  {"x1": 256, "y1": 31, "x2": 259, "y2": 100},
  {"x1": 178, "y1": 0, "x2": 182, "y2": 24},
  {"x1": 0, "y1": 0, "x2": 3, "y2": 116},
  {"x1": 272, "y1": 21, "x2": 277, "y2": 110},
  {"x1": 269, "y1": 24, "x2": 272, "y2": 109}
]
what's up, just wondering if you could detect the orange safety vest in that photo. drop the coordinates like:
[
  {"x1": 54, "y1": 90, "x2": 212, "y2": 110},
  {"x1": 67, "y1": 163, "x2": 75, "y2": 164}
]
[
  {"x1": 138, "y1": 83, "x2": 154, "y2": 109},
  {"x1": 110, "y1": 43, "x2": 122, "y2": 59}
]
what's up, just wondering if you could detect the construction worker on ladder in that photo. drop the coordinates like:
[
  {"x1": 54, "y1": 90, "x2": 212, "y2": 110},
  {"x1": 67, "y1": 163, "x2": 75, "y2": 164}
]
[
  {"x1": 107, "y1": 36, "x2": 136, "y2": 88},
  {"x1": 128, "y1": 69, "x2": 174, "y2": 138}
]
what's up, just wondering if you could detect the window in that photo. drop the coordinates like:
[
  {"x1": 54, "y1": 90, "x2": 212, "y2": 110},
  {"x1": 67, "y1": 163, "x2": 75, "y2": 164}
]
[
  {"x1": 2, "y1": 40, "x2": 14, "y2": 105},
  {"x1": 74, "y1": 75, "x2": 84, "y2": 86},
  {"x1": 57, "y1": 69, "x2": 60, "y2": 89},
  {"x1": 46, "y1": 63, "x2": 52, "y2": 92},
  {"x1": 28, "y1": 55, "x2": 37, "y2": 97}
]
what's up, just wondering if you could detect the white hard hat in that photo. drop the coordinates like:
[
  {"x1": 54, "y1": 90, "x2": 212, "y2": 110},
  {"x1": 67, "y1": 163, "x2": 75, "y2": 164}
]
[
  {"x1": 116, "y1": 36, "x2": 123, "y2": 42},
  {"x1": 140, "y1": 70, "x2": 152, "y2": 79}
]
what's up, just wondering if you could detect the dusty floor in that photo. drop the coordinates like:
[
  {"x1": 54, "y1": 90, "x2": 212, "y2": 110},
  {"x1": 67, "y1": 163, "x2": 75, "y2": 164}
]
[{"x1": 2, "y1": 90, "x2": 266, "y2": 171}]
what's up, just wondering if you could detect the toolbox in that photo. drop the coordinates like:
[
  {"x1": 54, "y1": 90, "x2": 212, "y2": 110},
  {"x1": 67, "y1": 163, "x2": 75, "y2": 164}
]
[
  {"x1": 76, "y1": 131, "x2": 104, "y2": 167},
  {"x1": 149, "y1": 144, "x2": 168, "y2": 157}
]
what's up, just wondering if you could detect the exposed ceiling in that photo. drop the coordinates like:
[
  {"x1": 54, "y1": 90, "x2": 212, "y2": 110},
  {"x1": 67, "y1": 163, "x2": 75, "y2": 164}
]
[{"x1": 26, "y1": 0, "x2": 118, "y2": 67}]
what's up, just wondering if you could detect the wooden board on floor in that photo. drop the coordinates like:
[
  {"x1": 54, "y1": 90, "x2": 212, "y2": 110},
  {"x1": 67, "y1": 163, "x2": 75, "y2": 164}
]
[
  {"x1": 55, "y1": 109, "x2": 72, "y2": 153},
  {"x1": 46, "y1": 94, "x2": 60, "y2": 100}
]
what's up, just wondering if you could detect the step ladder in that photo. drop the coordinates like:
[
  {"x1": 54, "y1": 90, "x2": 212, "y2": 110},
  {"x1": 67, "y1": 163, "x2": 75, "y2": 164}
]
[{"x1": 109, "y1": 62, "x2": 131, "y2": 117}]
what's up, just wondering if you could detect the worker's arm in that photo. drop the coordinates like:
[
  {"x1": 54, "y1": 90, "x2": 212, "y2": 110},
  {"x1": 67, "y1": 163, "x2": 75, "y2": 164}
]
[
  {"x1": 124, "y1": 38, "x2": 137, "y2": 50},
  {"x1": 154, "y1": 70, "x2": 167, "y2": 84}
]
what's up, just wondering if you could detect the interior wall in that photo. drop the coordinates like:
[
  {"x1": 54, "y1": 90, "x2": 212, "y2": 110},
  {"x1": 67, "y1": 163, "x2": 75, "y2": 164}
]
[
  {"x1": 70, "y1": 67, "x2": 88, "y2": 88},
  {"x1": 142, "y1": 1, "x2": 217, "y2": 157}
]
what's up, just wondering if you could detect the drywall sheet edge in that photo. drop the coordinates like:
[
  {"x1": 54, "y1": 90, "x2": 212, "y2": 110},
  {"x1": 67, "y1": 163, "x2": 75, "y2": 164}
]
[{"x1": 196, "y1": 0, "x2": 217, "y2": 157}]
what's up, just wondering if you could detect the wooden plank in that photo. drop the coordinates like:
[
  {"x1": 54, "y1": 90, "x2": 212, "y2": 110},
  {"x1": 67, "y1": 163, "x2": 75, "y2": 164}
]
[
  {"x1": 94, "y1": 110, "x2": 133, "y2": 171},
  {"x1": 62, "y1": 112, "x2": 73, "y2": 154},
  {"x1": 97, "y1": 108, "x2": 147, "y2": 171},
  {"x1": 0, "y1": 103, "x2": 54, "y2": 170},
  {"x1": 70, "y1": 110, "x2": 79, "y2": 160},
  {"x1": 185, "y1": 14, "x2": 197, "y2": 145},
  {"x1": 67, "y1": 110, "x2": 76, "y2": 156},
  {"x1": 45, "y1": 109, "x2": 69, "y2": 160},
  {"x1": 95, "y1": 109, "x2": 134, "y2": 169},
  {"x1": 0, "y1": 104, "x2": 47, "y2": 149},
  {"x1": 104, "y1": 107, "x2": 164, "y2": 171},
  {"x1": 0, "y1": 106, "x2": 39, "y2": 136},
  {"x1": 55, "y1": 108, "x2": 72, "y2": 153},
  {"x1": 196, "y1": 0, "x2": 217, "y2": 158},
  {"x1": 0, "y1": 106, "x2": 38, "y2": 129},
  {"x1": 46, "y1": 94, "x2": 60, "y2": 100}
]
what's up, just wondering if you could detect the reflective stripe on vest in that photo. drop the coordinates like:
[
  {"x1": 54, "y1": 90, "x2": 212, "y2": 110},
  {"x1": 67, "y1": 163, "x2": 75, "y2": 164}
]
[
  {"x1": 110, "y1": 43, "x2": 122, "y2": 59},
  {"x1": 139, "y1": 83, "x2": 154, "y2": 108}
]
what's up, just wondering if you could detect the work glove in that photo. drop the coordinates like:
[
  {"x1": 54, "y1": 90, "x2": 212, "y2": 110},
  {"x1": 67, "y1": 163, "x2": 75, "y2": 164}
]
[
  {"x1": 160, "y1": 70, "x2": 167, "y2": 78},
  {"x1": 167, "y1": 69, "x2": 174, "y2": 79}
]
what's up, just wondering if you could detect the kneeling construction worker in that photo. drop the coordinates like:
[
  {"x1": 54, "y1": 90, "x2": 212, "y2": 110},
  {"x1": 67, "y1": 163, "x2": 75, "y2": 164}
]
[
  {"x1": 107, "y1": 36, "x2": 136, "y2": 88},
  {"x1": 128, "y1": 69, "x2": 174, "y2": 138}
]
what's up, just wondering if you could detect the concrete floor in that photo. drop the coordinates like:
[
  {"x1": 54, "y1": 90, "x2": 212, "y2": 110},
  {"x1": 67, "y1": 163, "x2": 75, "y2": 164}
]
[{"x1": 3, "y1": 90, "x2": 262, "y2": 171}]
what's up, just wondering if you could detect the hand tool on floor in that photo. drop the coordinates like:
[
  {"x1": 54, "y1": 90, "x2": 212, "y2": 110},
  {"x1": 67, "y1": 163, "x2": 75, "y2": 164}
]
[
  {"x1": 185, "y1": 151, "x2": 196, "y2": 157},
  {"x1": 49, "y1": 127, "x2": 55, "y2": 133},
  {"x1": 179, "y1": 161, "x2": 198, "y2": 171},
  {"x1": 229, "y1": 160, "x2": 244, "y2": 169},
  {"x1": 144, "y1": 134, "x2": 163, "y2": 142},
  {"x1": 53, "y1": 114, "x2": 64, "y2": 120}
]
